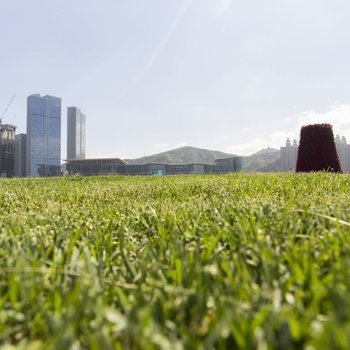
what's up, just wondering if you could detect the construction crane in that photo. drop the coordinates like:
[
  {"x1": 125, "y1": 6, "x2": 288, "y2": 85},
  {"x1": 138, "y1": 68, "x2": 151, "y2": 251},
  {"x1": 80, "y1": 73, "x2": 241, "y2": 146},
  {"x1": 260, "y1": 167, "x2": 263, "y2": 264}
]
[{"x1": 1, "y1": 95, "x2": 15, "y2": 124}]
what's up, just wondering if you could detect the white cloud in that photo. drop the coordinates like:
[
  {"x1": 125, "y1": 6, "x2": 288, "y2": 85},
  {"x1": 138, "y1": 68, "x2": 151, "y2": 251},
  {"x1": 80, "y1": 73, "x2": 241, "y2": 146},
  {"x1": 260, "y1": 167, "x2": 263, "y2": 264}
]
[
  {"x1": 226, "y1": 130, "x2": 294, "y2": 156},
  {"x1": 297, "y1": 104, "x2": 350, "y2": 138},
  {"x1": 226, "y1": 104, "x2": 350, "y2": 156}
]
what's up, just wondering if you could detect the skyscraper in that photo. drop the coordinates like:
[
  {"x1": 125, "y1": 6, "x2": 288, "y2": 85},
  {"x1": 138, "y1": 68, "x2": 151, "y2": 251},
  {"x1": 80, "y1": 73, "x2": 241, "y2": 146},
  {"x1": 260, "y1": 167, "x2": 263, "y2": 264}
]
[
  {"x1": 335, "y1": 135, "x2": 350, "y2": 172},
  {"x1": 26, "y1": 94, "x2": 61, "y2": 177},
  {"x1": 281, "y1": 138, "x2": 298, "y2": 172},
  {"x1": 67, "y1": 107, "x2": 86, "y2": 160},
  {"x1": 15, "y1": 133, "x2": 26, "y2": 177},
  {"x1": 0, "y1": 123, "x2": 16, "y2": 177}
]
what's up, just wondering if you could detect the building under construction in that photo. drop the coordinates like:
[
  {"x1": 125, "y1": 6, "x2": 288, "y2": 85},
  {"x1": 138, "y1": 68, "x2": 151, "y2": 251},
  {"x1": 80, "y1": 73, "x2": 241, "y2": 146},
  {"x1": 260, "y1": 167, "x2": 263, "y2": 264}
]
[{"x1": 0, "y1": 123, "x2": 16, "y2": 177}]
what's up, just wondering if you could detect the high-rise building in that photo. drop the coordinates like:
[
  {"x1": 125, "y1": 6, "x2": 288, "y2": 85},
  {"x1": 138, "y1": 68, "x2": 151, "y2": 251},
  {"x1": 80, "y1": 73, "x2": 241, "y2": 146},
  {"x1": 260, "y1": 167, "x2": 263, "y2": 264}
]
[
  {"x1": 0, "y1": 123, "x2": 16, "y2": 177},
  {"x1": 15, "y1": 133, "x2": 26, "y2": 177},
  {"x1": 335, "y1": 135, "x2": 350, "y2": 172},
  {"x1": 280, "y1": 138, "x2": 298, "y2": 172},
  {"x1": 26, "y1": 94, "x2": 61, "y2": 177},
  {"x1": 67, "y1": 107, "x2": 86, "y2": 160}
]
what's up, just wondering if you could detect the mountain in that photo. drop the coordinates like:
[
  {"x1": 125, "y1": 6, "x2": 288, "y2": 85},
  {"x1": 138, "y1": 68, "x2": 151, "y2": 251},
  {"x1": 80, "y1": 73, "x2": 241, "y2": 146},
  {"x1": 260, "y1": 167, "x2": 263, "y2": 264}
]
[
  {"x1": 125, "y1": 146, "x2": 236, "y2": 165},
  {"x1": 252, "y1": 147, "x2": 280, "y2": 155},
  {"x1": 124, "y1": 145, "x2": 282, "y2": 172},
  {"x1": 242, "y1": 147, "x2": 281, "y2": 172},
  {"x1": 259, "y1": 158, "x2": 281, "y2": 172}
]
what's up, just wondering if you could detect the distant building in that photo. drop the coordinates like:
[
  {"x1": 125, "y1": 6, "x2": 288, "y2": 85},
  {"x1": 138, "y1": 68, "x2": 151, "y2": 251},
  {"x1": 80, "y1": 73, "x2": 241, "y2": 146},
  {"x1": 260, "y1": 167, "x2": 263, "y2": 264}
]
[
  {"x1": 281, "y1": 139, "x2": 298, "y2": 172},
  {"x1": 0, "y1": 123, "x2": 16, "y2": 177},
  {"x1": 66, "y1": 158, "x2": 127, "y2": 176},
  {"x1": 65, "y1": 156, "x2": 242, "y2": 176},
  {"x1": 335, "y1": 135, "x2": 350, "y2": 172},
  {"x1": 15, "y1": 133, "x2": 26, "y2": 177},
  {"x1": 67, "y1": 107, "x2": 86, "y2": 160},
  {"x1": 26, "y1": 94, "x2": 61, "y2": 177},
  {"x1": 214, "y1": 157, "x2": 243, "y2": 172}
]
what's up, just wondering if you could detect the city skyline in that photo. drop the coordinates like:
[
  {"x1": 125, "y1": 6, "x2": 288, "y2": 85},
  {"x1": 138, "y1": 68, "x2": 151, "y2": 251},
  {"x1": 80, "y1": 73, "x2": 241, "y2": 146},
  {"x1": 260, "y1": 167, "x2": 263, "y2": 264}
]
[
  {"x1": 2, "y1": 1, "x2": 350, "y2": 159},
  {"x1": 5, "y1": 93, "x2": 350, "y2": 160},
  {"x1": 5, "y1": 91, "x2": 350, "y2": 176}
]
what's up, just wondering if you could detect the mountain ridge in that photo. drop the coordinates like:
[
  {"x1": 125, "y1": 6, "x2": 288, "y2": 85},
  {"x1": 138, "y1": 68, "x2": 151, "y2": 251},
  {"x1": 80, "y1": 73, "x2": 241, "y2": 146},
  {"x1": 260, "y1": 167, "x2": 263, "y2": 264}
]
[
  {"x1": 242, "y1": 148, "x2": 281, "y2": 172},
  {"x1": 125, "y1": 146, "x2": 236, "y2": 165},
  {"x1": 124, "y1": 145, "x2": 281, "y2": 172}
]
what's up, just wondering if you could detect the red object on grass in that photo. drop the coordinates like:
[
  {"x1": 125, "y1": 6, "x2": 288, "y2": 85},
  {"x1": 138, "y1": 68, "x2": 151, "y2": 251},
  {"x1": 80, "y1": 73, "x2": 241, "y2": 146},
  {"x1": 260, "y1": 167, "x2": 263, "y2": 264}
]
[{"x1": 296, "y1": 123, "x2": 341, "y2": 172}]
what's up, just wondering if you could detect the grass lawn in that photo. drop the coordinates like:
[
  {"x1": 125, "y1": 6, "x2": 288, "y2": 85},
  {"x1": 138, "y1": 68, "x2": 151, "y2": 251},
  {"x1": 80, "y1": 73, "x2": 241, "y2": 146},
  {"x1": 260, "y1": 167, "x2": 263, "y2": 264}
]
[{"x1": 1, "y1": 173, "x2": 350, "y2": 349}]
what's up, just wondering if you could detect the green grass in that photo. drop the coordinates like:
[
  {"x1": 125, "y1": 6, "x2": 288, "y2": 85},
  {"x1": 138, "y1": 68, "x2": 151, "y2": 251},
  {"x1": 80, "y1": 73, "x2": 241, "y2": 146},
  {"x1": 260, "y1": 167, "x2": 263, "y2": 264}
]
[{"x1": 1, "y1": 173, "x2": 350, "y2": 349}]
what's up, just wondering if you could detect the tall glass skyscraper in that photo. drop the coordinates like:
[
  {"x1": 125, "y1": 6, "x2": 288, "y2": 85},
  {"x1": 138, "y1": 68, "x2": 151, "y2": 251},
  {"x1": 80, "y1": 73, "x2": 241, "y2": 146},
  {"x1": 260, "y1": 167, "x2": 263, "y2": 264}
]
[
  {"x1": 26, "y1": 94, "x2": 61, "y2": 177},
  {"x1": 67, "y1": 107, "x2": 86, "y2": 160}
]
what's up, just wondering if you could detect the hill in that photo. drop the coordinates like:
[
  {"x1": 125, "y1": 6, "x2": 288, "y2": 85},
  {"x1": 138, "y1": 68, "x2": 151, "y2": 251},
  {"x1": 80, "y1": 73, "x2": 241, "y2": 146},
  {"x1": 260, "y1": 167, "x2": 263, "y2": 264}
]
[
  {"x1": 242, "y1": 147, "x2": 281, "y2": 172},
  {"x1": 125, "y1": 146, "x2": 236, "y2": 165},
  {"x1": 259, "y1": 158, "x2": 281, "y2": 172},
  {"x1": 125, "y1": 145, "x2": 282, "y2": 172}
]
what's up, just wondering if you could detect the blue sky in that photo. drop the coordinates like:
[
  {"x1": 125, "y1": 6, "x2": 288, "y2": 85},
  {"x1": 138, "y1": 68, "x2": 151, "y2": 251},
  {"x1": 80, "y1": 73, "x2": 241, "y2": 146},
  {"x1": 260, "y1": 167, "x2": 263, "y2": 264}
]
[{"x1": 1, "y1": 0, "x2": 350, "y2": 158}]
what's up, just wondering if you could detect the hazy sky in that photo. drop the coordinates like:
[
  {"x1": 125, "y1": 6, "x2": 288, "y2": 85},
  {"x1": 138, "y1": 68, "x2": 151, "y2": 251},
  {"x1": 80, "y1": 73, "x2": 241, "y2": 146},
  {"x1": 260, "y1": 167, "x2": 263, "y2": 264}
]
[{"x1": 1, "y1": 0, "x2": 350, "y2": 158}]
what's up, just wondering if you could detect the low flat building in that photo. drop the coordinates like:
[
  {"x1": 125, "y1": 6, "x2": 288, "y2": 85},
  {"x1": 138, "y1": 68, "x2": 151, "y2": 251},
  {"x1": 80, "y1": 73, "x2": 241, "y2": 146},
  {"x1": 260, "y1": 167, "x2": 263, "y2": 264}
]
[
  {"x1": 166, "y1": 163, "x2": 205, "y2": 175},
  {"x1": 212, "y1": 157, "x2": 243, "y2": 173},
  {"x1": 65, "y1": 156, "x2": 242, "y2": 176},
  {"x1": 66, "y1": 158, "x2": 127, "y2": 176}
]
